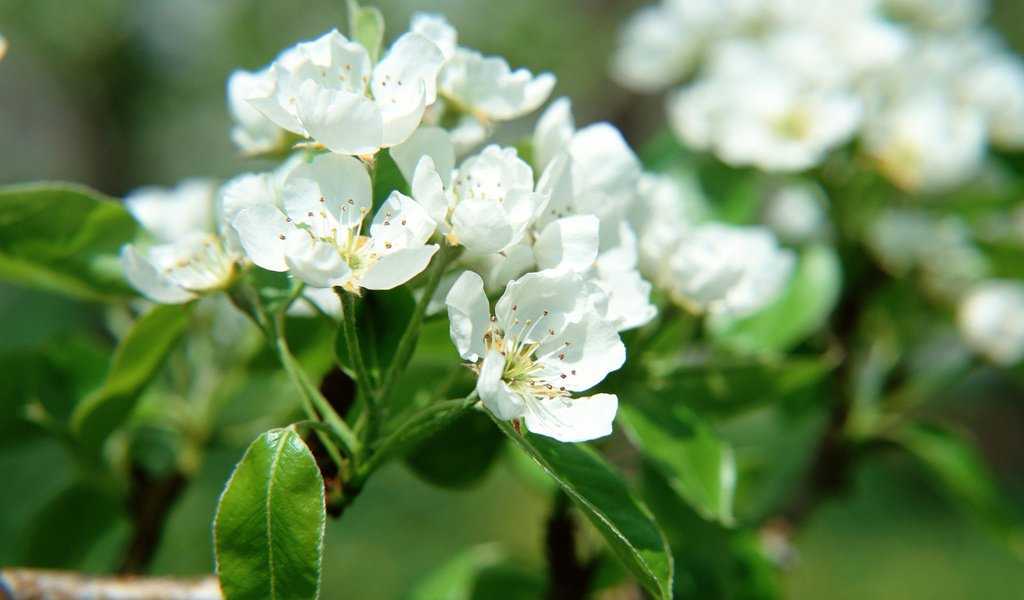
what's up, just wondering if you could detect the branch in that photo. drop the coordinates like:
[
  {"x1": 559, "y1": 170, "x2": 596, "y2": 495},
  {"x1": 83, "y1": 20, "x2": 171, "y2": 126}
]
[{"x1": 0, "y1": 569, "x2": 221, "y2": 600}]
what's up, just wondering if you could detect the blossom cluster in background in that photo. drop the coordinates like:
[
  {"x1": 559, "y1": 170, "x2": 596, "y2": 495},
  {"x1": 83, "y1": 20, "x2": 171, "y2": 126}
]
[
  {"x1": 613, "y1": 0, "x2": 1024, "y2": 189},
  {"x1": 614, "y1": 0, "x2": 1024, "y2": 368}
]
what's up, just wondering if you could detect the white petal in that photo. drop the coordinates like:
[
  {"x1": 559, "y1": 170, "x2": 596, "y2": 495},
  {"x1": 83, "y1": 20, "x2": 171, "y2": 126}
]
[
  {"x1": 245, "y1": 64, "x2": 306, "y2": 135},
  {"x1": 369, "y1": 191, "x2": 437, "y2": 250},
  {"x1": 378, "y1": 82, "x2": 428, "y2": 148},
  {"x1": 533, "y1": 97, "x2": 574, "y2": 171},
  {"x1": 295, "y1": 80, "x2": 383, "y2": 155},
  {"x1": 410, "y1": 13, "x2": 458, "y2": 60},
  {"x1": 411, "y1": 156, "x2": 453, "y2": 226},
  {"x1": 283, "y1": 153, "x2": 372, "y2": 230},
  {"x1": 533, "y1": 215, "x2": 599, "y2": 272},
  {"x1": 525, "y1": 393, "x2": 617, "y2": 442},
  {"x1": 218, "y1": 172, "x2": 281, "y2": 252},
  {"x1": 360, "y1": 244, "x2": 438, "y2": 290},
  {"x1": 451, "y1": 197, "x2": 515, "y2": 254},
  {"x1": 441, "y1": 49, "x2": 555, "y2": 121},
  {"x1": 391, "y1": 127, "x2": 455, "y2": 187},
  {"x1": 286, "y1": 240, "x2": 351, "y2": 289},
  {"x1": 233, "y1": 204, "x2": 303, "y2": 272},
  {"x1": 121, "y1": 244, "x2": 197, "y2": 304},
  {"x1": 372, "y1": 32, "x2": 445, "y2": 106},
  {"x1": 536, "y1": 311, "x2": 625, "y2": 392},
  {"x1": 495, "y1": 269, "x2": 587, "y2": 343},
  {"x1": 477, "y1": 350, "x2": 526, "y2": 420},
  {"x1": 125, "y1": 179, "x2": 217, "y2": 243},
  {"x1": 445, "y1": 269, "x2": 491, "y2": 361},
  {"x1": 228, "y1": 69, "x2": 285, "y2": 155}
]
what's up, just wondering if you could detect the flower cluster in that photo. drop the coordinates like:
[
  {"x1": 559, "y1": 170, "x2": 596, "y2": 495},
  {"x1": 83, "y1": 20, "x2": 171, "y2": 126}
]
[
  {"x1": 117, "y1": 9, "x2": 805, "y2": 441},
  {"x1": 612, "y1": 0, "x2": 1024, "y2": 189}
]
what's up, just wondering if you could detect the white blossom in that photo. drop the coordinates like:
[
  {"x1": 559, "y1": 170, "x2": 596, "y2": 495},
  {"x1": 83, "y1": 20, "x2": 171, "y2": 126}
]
[
  {"x1": 762, "y1": 184, "x2": 828, "y2": 243},
  {"x1": 232, "y1": 152, "x2": 438, "y2": 293},
  {"x1": 227, "y1": 70, "x2": 287, "y2": 155},
  {"x1": 408, "y1": 143, "x2": 548, "y2": 255},
  {"x1": 664, "y1": 223, "x2": 795, "y2": 317},
  {"x1": 958, "y1": 280, "x2": 1024, "y2": 366},
  {"x1": 446, "y1": 269, "x2": 623, "y2": 442},
  {"x1": 242, "y1": 29, "x2": 444, "y2": 156},
  {"x1": 121, "y1": 180, "x2": 238, "y2": 304}
]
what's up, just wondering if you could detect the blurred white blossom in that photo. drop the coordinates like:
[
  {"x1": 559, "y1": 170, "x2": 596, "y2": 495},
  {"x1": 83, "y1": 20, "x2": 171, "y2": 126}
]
[{"x1": 958, "y1": 280, "x2": 1024, "y2": 365}]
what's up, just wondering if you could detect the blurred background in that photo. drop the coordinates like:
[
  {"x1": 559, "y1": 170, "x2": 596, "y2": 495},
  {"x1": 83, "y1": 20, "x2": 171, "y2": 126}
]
[{"x1": 2, "y1": 1, "x2": 1024, "y2": 598}]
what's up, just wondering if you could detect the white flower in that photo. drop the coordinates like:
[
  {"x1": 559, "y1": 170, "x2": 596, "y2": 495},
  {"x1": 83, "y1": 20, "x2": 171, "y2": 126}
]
[
  {"x1": 122, "y1": 233, "x2": 237, "y2": 304},
  {"x1": 958, "y1": 280, "x2": 1024, "y2": 366},
  {"x1": 446, "y1": 269, "x2": 623, "y2": 442},
  {"x1": 243, "y1": 29, "x2": 444, "y2": 156},
  {"x1": 217, "y1": 172, "x2": 283, "y2": 253},
  {"x1": 411, "y1": 13, "x2": 555, "y2": 123},
  {"x1": 124, "y1": 179, "x2": 218, "y2": 243},
  {"x1": 665, "y1": 224, "x2": 795, "y2": 317},
  {"x1": 121, "y1": 180, "x2": 237, "y2": 304},
  {"x1": 408, "y1": 144, "x2": 549, "y2": 255},
  {"x1": 232, "y1": 153, "x2": 438, "y2": 293},
  {"x1": 227, "y1": 70, "x2": 287, "y2": 155},
  {"x1": 0, "y1": 33, "x2": 7, "y2": 61},
  {"x1": 863, "y1": 94, "x2": 985, "y2": 192},
  {"x1": 667, "y1": 59, "x2": 863, "y2": 172},
  {"x1": 762, "y1": 183, "x2": 828, "y2": 243}
]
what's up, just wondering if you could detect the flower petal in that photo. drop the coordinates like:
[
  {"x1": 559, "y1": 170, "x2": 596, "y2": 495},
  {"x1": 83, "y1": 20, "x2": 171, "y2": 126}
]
[
  {"x1": 391, "y1": 127, "x2": 455, "y2": 187},
  {"x1": 121, "y1": 244, "x2": 197, "y2": 304},
  {"x1": 295, "y1": 80, "x2": 383, "y2": 155},
  {"x1": 477, "y1": 350, "x2": 526, "y2": 420},
  {"x1": 445, "y1": 269, "x2": 491, "y2": 361},
  {"x1": 533, "y1": 214, "x2": 600, "y2": 272},
  {"x1": 233, "y1": 204, "x2": 303, "y2": 272},
  {"x1": 525, "y1": 393, "x2": 618, "y2": 442},
  {"x1": 360, "y1": 244, "x2": 439, "y2": 290}
]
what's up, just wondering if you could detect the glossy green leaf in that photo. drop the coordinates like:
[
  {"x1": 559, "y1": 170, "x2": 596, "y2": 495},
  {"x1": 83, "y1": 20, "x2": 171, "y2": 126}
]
[
  {"x1": 897, "y1": 422, "x2": 1024, "y2": 558},
  {"x1": 0, "y1": 183, "x2": 138, "y2": 300},
  {"x1": 334, "y1": 287, "x2": 415, "y2": 385},
  {"x1": 405, "y1": 409, "x2": 505, "y2": 489},
  {"x1": 709, "y1": 244, "x2": 842, "y2": 354},
  {"x1": 495, "y1": 420, "x2": 673, "y2": 599},
  {"x1": 214, "y1": 428, "x2": 326, "y2": 600},
  {"x1": 619, "y1": 402, "x2": 736, "y2": 525},
  {"x1": 71, "y1": 303, "x2": 194, "y2": 449},
  {"x1": 347, "y1": 0, "x2": 385, "y2": 63}
]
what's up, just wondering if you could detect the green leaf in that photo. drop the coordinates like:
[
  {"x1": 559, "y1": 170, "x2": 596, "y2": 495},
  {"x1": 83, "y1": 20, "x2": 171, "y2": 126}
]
[
  {"x1": 347, "y1": 0, "x2": 385, "y2": 63},
  {"x1": 654, "y1": 355, "x2": 836, "y2": 418},
  {"x1": 0, "y1": 183, "x2": 138, "y2": 300},
  {"x1": 495, "y1": 420, "x2": 673, "y2": 599},
  {"x1": 709, "y1": 244, "x2": 842, "y2": 354},
  {"x1": 334, "y1": 287, "x2": 415, "y2": 385},
  {"x1": 897, "y1": 422, "x2": 1024, "y2": 558},
  {"x1": 372, "y1": 149, "x2": 410, "y2": 213},
  {"x1": 619, "y1": 402, "x2": 736, "y2": 525},
  {"x1": 641, "y1": 464, "x2": 779, "y2": 600},
  {"x1": 71, "y1": 303, "x2": 194, "y2": 449},
  {"x1": 405, "y1": 409, "x2": 505, "y2": 489},
  {"x1": 214, "y1": 428, "x2": 326, "y2": 600}
]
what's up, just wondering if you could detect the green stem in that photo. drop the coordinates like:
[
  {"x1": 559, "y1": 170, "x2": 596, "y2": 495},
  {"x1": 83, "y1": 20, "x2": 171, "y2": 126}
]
[
  {"x1": 337, "y1": 289, "x2": 379, "y2": 439},
  {"x1": 272, "y1": 312, "x2": 361, "y2": 465},
  {"x1": 354, "y1": 391, "x2": 478, "y2": 485},
  {"x1": 377, "y1": 244, "x2": 462, "y2": 404}
]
